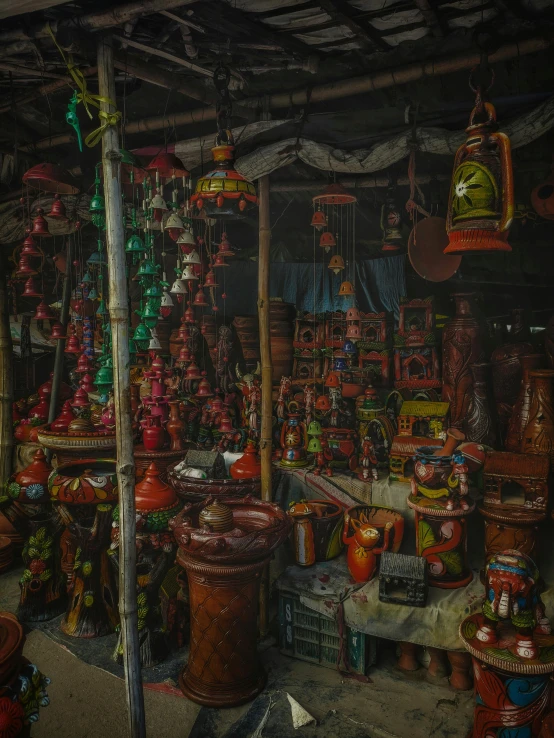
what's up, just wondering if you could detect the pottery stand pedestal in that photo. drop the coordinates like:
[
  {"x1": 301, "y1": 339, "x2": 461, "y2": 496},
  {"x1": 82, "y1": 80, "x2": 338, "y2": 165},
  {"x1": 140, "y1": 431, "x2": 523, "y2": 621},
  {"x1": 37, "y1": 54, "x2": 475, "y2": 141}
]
[
  {"x1": 408, "y1": 495, "x2": 475, "y2": 589},
  {"x1": 172, "y1": 497, "x2": 291, "y2": 707},
  {"x1": 460, "y1": 614, "x2": 554, "y2": 738},
  {"x1": 479, "y1": 505, "x2": 544, "y2": 576}
]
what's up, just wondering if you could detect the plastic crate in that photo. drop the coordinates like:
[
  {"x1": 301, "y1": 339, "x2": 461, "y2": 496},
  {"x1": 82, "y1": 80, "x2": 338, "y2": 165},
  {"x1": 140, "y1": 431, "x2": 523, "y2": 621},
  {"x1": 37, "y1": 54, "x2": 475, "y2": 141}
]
[{"x1": 278, "y1": 589, "x2": 378, "y2": 675}]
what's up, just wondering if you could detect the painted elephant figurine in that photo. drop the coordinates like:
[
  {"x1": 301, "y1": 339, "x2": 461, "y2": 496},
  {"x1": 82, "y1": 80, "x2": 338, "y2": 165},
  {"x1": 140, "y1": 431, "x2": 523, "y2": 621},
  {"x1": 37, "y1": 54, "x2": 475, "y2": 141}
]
[
  {"x1": 342, "y1": 513, "x2": 393, "y2": 583},
  {"x1": 477, "y1": 549, "x2": 551, "y2": 659}
]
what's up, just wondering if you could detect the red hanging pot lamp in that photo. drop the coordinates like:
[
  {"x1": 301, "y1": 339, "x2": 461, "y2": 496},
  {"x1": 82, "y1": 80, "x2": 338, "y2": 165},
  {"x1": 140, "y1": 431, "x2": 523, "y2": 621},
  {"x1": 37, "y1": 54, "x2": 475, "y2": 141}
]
[{"x1": 22, "y1": 162, "x2": 80, "y2": 195}]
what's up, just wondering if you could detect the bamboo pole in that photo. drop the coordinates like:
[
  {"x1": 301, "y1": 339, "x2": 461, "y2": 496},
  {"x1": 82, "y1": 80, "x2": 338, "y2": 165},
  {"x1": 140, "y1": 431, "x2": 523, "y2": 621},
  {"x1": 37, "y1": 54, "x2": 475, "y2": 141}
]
[
  {"x1": 46, "y1": 239, "x2": 72, "y2": 461},
  {"x1": 97, "y1": 33, "x2": 145, "y2": 738},
  {"x1": 0, "y1": 266, "x2": 13, "y2": 491},
  {"x1": 257, "y1": 172, "x2": 272, "y2": 638}
]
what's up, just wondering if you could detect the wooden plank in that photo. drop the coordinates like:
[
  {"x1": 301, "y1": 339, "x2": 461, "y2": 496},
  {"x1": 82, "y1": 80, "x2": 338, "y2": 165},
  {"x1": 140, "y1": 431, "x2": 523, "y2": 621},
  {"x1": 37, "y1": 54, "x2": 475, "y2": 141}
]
[
  {"x1": 317, "y1": 0, "x2": 392, "y2": 51},
  {"x1": 113, "y1": 35, "x2": 213, "y2": 77},
  {"x1": 0, "y1": 0, "x2": 70, "y2": 20}
]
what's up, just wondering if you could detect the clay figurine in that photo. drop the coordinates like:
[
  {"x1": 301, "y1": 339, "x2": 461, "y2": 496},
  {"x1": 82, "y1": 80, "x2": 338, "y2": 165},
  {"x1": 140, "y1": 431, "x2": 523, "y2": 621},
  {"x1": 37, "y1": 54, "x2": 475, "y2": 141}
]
[
  {"x1": 342, "y1": 513, "x2": 393, "y2": 583},
  {"x1": 358, "y1": 436, "x2": 379, "y2": 482},
  {"x1": 476, "y1": 550, "x2": 551, "y2": 659}
]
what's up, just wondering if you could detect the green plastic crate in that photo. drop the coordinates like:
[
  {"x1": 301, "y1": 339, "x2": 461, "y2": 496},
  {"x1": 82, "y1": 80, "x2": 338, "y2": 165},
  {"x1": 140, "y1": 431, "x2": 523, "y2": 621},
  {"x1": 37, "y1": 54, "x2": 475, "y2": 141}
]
[{"x1": 278, "y1": 589, "x2": 378, "y2": 675}]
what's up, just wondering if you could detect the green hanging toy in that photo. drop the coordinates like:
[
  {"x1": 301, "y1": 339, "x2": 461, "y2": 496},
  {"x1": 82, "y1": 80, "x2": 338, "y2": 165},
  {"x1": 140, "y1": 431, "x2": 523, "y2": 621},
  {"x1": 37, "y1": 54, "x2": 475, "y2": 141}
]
[{"x1": 66, "y1": 91, "x2": 83, "y2": 152}]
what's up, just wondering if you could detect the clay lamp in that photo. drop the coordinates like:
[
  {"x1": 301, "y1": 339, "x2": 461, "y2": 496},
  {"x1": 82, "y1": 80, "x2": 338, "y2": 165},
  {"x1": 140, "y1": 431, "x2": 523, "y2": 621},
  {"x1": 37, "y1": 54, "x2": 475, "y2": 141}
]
[
  {"x1": 135, "y1": 259, "x2": 159, "y2": 278},
  {"x1": 160, "y1": 288, "x2": 174, "y2": 319},
  {"x1": 15, "y1": 256, "x2": 38, "y2": 279},
  {"x1": 21, "y1": 277, "x2": 43, "y2": 298},
  {"x1": 125, "y1": 233, "x2": 145, "y2": 255},
  {"x1": 216, "y1": 233, "x2": 234, "y2": 257},
  {"x1": 230, "y1": 441, "x2": 262, "y2": 479},
  {"x1": 183, "y1": 360, "x2": 201, "y2": 382},
  {"x1": 20, "y1": 230, "x2": 42, "y2": 257},
  {"x1": 76, "y1": 352, "x2": 94, "y2": 373},
  {"x1": 184, "y1": 302, "x2": 196, "y2": 324},
  {"x1": 170, "y1": 278, "x2": 188, "y2": 295},
  {"x1": 307, "y1": 436, "x2": 323, "y2": 453},
  {"x1": 22, "y1": 162, "x2": 79, "y2": 195},
  {"x1": 218, "y1": 413, "x2": 234, "y2": 433},
  {"x1": 212, "y1": 253, "x2": 228, "y2": 268},
  {"x1": 319, "y1": 231, "x2": 336, "y2": 249},
  {"x1": 328, "y1": 254, "x2": 345, "y2": 275},
  {"x1": 165, "y1": 211, "x2": 185, "y2": 242},
  {"x1": 30, "y1": 208, "x2": 51, "y2": 237},
  {"x1": 315, "y1": 395, "x2": 331, "y2": 412},
  {"x1": 195, "y1": 372, "x2": 214, "y2": 398},
  {"x1": 146, "y1": 152, "x2": 189, "y2": 179},
  {"x1": 133, "y1": 322, "x2": 152, "y2": 351},
  {"x1": 307, "y1": 420, "x2": 323, "y2": 437},
  {"x1": 325, "y1": 371, "x2": 341, "y2": 388},
  {"x1": 346, "y1": 307, "x2": 361, "y2": 321},
  {"x1": 87, "y1": 251, "x2": 106, "y2": 268},
  {"x1": 47, "y1": 194, "x2": 68, "y2": 221},
  {"x1": 338, "y1": 280, "x2": 355, "y2": 296},
  {"x1": 203, "y1": 270, "x2": 218, "y2": 288},
  {"x1": 311, "y1": 209, "x2": 327, "y2": 231},
  {"x1": 342, "y1": 339, "x2": 357, "y2": 355},
  {"x1": 181, "y1": 265, "x2": 199, "y2": 281},
  {"x1": 94, "y1": 363, "x2": 114, "y2": 391},
  {"x1": 49, "y1": 321, "x2": 66, "y2": 340},
  {"x1": 141, "y1": 302, "x2": 160, "y2": 328},
  {"x1": 135, "y1": 462, "x2": 180, "y2": 514},
  {"x1": 345, "y1": 324, "x2": 361, "y2": 342},
  {"x1": 34, "y1": 300, "x2": 55, "y2": 320},
  {"x1": 80, "y1": 373, "x2": 96, "y2": 394},
  {"x1": 182, "y1": 249, "x2": 201, "y2": 266},
  {"x1": 70, "y1": 387, "x2": 90, "y2": 410},
  {"x1": 50, "y1": 400, "x2": 75, "y2": 433},
  {"x1": 192, "y1": 286, "x2": 209, "y2": 307},
  {"x1": 177, "y1": 229, "x2": 195, "y2": 247}
]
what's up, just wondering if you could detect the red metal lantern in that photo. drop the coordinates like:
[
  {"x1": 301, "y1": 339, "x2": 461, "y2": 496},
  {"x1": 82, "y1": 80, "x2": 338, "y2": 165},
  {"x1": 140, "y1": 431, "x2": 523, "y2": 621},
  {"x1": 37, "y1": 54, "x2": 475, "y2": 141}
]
[
  {"x1": 47, "y1": 194, "x2": 68, "y2": 221},
  {"x1": 20, "y1": 230, "x2": 42, "y2": 257},
  {"x1": 30, "y1": 208, "x2": 51, "y2": 237},
  {"x1": 33, "y1": 300, "x2": 55, "y2": 320},
  {"x1": 319, "y1": 231, "x2": 336, "y2": 249},
  {"x1": 146, "y1": 152, "x2": 189, "y2": 179},
  {"x1": 21, "y1": 277, "x2": 43, "y2": 298},
  {"x1": 22, "y1": 162, "x2": 80, "y2": 195}
]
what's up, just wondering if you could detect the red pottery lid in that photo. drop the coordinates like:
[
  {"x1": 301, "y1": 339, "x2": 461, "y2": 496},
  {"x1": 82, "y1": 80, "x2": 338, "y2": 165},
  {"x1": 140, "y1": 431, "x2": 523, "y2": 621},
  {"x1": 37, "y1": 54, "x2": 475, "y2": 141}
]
[
  {"x1": 230, "y1": 442, "x2": 262, "y2": 479},
  {"x1": 408, "y1": 217, "x2": 461, "y2": 282},
  {"x1": 15, "y1": 449, "x2": 51, "y2": 487},
  {"x1": 135, "y1": 462, "x2": 177, "y2": 511}
]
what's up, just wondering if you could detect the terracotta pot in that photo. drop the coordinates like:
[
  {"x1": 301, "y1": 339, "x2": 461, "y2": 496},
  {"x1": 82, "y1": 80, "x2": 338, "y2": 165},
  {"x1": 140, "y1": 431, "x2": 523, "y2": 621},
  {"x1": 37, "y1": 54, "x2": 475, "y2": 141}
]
[
  {"x1": 522, "y1": 369, "x2": 554, "y2": 464},
  {"x1": 230, "y1": 442, "x2": 262, "y2": 479},
  {"x1": 505, "y1": 354, "x2": 544, "y2": 452},
  {"x1": 269, "y1": 301, "x2": 296, "y2": 321},
  {"x1": 465, "y1": 363, "x2": 497, "y2": 447},
  {"x1": 491, "y1": 340, "x2": 534, "y2": 437},
  {"x1": 48, "y1": 459, "x2": 118, "y2": 505},
  {"x1": 142, "y1": 416, "x2": 166, "y2": 451},
  {"x1": 442, "y1": 293, "x2": 485, "y2": 429},
  {"x1": 166, "y1": 400, "x2": 185, "y2": 452},
  {"x1": 0, "y1": 612, "x2": 24, "y2": 686}
]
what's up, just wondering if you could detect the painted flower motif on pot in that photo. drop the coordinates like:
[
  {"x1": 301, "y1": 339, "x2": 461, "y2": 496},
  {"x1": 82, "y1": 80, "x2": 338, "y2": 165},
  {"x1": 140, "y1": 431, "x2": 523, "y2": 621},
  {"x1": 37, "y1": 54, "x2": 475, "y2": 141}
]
[
  {"x1": 7, "y1": 482, "x2": 20, "y2": 499},
  {"x1": 26, "y1": 484, "x2": 45, "y2": 501},
  {"x1": 0, "y1": 696, "x2": 24, "y2": 738}
]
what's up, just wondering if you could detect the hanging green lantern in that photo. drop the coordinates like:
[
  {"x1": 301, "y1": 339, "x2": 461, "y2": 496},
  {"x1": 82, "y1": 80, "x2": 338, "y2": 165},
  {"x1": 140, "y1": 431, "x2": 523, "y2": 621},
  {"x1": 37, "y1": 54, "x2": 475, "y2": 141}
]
[
  {"x1": 307, "y1": 437, "x2": 323, "y2": 453},
  {"x1": 133, "y1": 322, "x2": 151, "y2": 351},
  {"x1": 95, "y1": 362, "x2": 114, "y2": 390},
  {"x1": 81, "y1": 271, "x2": 92, "y2": 284},
  {"x1": 142, "y1": 301, "x2": 160, "y2": 329},
  {"x1": 89, "y1": 166, "x2": 106, "y2": 230},
  {"x1": 144, "y1": 283, "x2": 163, "y2": 299},
  {"x1": 96, "y1": 299, "x2": 108, "y2": 317},
  {"x1": 125, "y1": 233, "x2": 144, "y2": 254},
  {"x1": 136, "y1": 259, "x2": 159, "y2": 277},
  {"x1": 307, "y1": 420, "x2": 323, "y2": 437},
  {"x1": 87, "y1": 287, "x2": 99, "y2": 300}
]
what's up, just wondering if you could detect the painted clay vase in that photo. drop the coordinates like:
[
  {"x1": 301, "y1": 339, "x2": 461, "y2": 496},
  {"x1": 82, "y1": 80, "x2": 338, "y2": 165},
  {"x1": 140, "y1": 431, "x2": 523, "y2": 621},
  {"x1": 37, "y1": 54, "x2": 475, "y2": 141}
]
[
  {"x1": 141, "y1": 415, "x2": 166, "y2": 452},
  {"x1": 166, "y1": 400, "x2": 185, "y2": 452},
  {"x1": 230, "y1": 441, "x2": 261, "y2": 479},
  {"x1": 48, "y1": 460, "x2": 118, "y2": 505},
  {"x1": 522, "y1": 370, "x2": 554, "y2": 465},
  {"x1": 465, "y1": 363, "x2": 497, "y2": 447},
  {"x1": 171, "y1": 496, "x2": 291, "y2": 707},
  {"x1": 442, "y1": 293, "x2": 485, "y2": 429},
  {"x1": 505, "y1": 354, "x2": 544, "y2": 452},
  {"x1": 412, "y1": 429, "x2": 469, "y2": 509}
]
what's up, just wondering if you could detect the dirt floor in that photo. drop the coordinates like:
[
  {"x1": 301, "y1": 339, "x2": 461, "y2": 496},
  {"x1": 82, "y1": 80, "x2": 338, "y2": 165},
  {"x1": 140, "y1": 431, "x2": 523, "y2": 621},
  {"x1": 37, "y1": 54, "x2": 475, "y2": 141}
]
[{"x1": 1, "y1": 568, "x2": 475, "y2": 738}]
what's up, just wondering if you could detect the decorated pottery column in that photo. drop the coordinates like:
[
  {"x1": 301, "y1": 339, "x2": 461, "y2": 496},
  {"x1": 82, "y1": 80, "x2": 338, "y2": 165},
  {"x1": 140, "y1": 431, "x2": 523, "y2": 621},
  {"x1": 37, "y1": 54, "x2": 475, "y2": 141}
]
[
  {"x1": 522, "y1": 370, "x2": 554, "y2": 464},
  {"x1": 171, "y1": 496, "x2": 291, "y2": 707},
  {"x1": 442, "y1": 294, "x2": 485, "y2": 430},
  {"x1": 460, "y1": 551, "x2": 554, "y2": 738},
  {"x1": 505, "y1": 355, "x2": 544, "y2": 452}
]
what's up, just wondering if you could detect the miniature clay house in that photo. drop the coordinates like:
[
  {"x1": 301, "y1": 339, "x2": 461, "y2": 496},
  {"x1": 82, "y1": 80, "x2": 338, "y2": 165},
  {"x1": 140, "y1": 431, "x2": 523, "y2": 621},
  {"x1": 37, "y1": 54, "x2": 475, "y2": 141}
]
[
  {"x1": 360, "y1": 311, "x2": 394, "y2": 345},
  {"x1": 396, "y1": 400, "x2": 450, "y2": 439},
  {"x1": 393, "y1": 298, "x2": 441, "y2": 390},
  {"x1": 357, "y1": 311, "x2": 394, "y2": 387},
  {"x1": 379, "y1": 551, "x2": 428, "y2": 607},
  {"x1": 480, "y1": 450, "x2": 550, "y2": 566},
  {"x1": 292, "y1": 313, "x2": 325, "y2": 380}
]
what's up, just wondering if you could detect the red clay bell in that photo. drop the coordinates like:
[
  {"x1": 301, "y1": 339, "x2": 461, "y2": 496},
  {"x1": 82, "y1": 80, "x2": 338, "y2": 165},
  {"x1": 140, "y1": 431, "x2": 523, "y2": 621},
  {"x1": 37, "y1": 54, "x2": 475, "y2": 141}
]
[
  {"x1": 192, "y1": 286, "x2": 209, "y2": 307},
  {"x1": 184, "y1": 301, "x2": 196, "y2": 324},
  {"x1": 325, "y1": 371, "x2": 341, "y2": 388},
  {"x1": 195, "y1": 371, "x2": 214, "y2": 397},
  {"x1": 203, "y1": 270, "x2": 218, "y2": 288},
  {"x1": 311, "y1": 210, "x2": 327, "y2": 231},
  {"x1": 49, "y1": 321, "x2": 66, "y2": 339},
  {"x1": 319, "y1": 231, "x2": 336, "y2": 249},
  {"x1": 64, "y1": 327, "x2": 81, "y2": 354},
  {"x1": 15, "y1": 255, "x2": 38, "y2": 279},
  {"x1": 22, "y1": 277, "x2": 43, "y2": 298},
  {"x1": 50, "y1": 400, "x2": 75, "y2": 432},
  {"x1": 47, "y1": 194, "x2": 68, "y2": 221},
  {"x1": 80, "y1": 373, "x2": 96, "y2": 394},
  {"x1": 177, "y1": 346, "x2": 193, "y2": 363},
  {"x1": 315, "y1": 395, "x2": 331, "y2": 412},
  {"x1": 33, "y1": 300, "x2": 54, "y2": 320},
  {"x1": 20, "y1": 230, "x2": 42, "y2": 257},
  {"x1": 30, "y1": 208, "x2": 51, "y2": 237},
  {"x1": 212, "y1": 253, "x2": 229, "y2": 268},
  {"x1": 70, "y1": 387, "x2": 90, "y2": 409},
  {"x1": 76, "y1": 351, "x2": 94, "y2": 373},
  {"x1": 216, "y1": 232, "x2": 234, "y2": 257}
]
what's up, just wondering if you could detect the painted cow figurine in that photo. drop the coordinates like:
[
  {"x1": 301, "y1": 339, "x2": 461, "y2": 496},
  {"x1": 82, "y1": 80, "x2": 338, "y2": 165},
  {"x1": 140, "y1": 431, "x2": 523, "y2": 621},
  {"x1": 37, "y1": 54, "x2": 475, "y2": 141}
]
[{"x1": 477, "y1": 550, "x2": 551, "y2": 659}]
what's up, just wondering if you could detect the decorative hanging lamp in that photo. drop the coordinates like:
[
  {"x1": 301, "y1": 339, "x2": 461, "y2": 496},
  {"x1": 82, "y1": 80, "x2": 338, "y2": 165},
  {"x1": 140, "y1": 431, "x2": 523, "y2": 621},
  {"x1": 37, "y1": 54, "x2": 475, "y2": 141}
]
[
  {"x1": 328, "y1": 254, "x2": 345, "y2": 275},
  {"x1": 444, "y1": 73, "x2": 513, "y2": 254},
  {"x1": 146, "y1": 153, "x2": 189, "y2": 180},
  {"x1": 195, "y1": 371, "x2": 214, "y2": 397},
  {"x1": 89, "y1": 167, "x2": 105, "y2": 229},
  {"x1": 125, "y1": 233, "x2": 145, "y2": 255},
  {"x1": 182, "y1": 249, "x2": 201, "y2": 265},
  {"x1": 345, "y1": 323, "x2": 362, "y2": 341},
  {"x1": 177, "y1": 228, "x2": 196, "y2": 248},
  {"x1": 311, "y1": 209, "x2": 327, "y2": 231},
  {"x1": 165, "y1": 211, "x2": 185, "y2": 241},
  {"x1": 49, "y1": 321, "x2": 66, "y2": 339},
  {"x1": 212, "y1": 253, "x2": 229, "y2": 268},
  {"x1": 338, "y1": 280, "x2": 355, "y2": 296},
  {"x1": 380, "y1": 186, "x2": 404, "y2": 252},
  {"x1": 203, "y1": 269, "x2": 218, "y2": 288},
  {"x1": 184, "y1": 301, "x2": 196, "y2": 324},
  {"x1": 325, "y1": 372, "x2": 341, "y2": 388},
  {"x1": 342, "y1": 339, "x2": 357, "y2": 355},
  {"x1": 313, "y1": 184, "x2": 357, "y2": 206},
  {"x1": 170, "y1": 278, "x2": 188, "y2": 295},
  {"x1": 160, "y1": 288, "x2": 174, "y2": 318},
  {"x1": 133, "y1": 322, "x2": 152, "y2": 351},
  {"x1": 192, "y1": 286, "x2": 209, "y2": 307}
]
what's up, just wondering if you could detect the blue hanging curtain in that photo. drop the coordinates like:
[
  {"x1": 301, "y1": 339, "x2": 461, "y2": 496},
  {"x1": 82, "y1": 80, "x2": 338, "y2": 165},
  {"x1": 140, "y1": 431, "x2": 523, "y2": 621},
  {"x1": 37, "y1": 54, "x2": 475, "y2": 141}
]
[{"x1": 215, "y1": 254, "x2": 405, "y2": 318}]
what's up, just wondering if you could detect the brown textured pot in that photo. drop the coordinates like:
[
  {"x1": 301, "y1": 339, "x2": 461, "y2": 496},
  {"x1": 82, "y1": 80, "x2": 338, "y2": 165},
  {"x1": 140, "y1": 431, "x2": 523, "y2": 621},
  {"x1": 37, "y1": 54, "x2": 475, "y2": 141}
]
[
  {"x1": 522, "y1": 370, "x2": 554, "y2": 464},
  {"x1": 442, "y1": 293, "x2": 485, "y2": 429},
  {"x1": 505, "y1": 355, "x2": 544, "y2": 452},
  {"x1": 491, "y1": 340, "x2": 534, "y2": 440},
  {"x1": 465, "y1": 363, "x2": 497, "y2": 447},
  {"x1": 270, "y1": 334, "x2": 294, "y2": 382},
  {"x1": 171, "y1": 497, "x2": 291, "y2": 707}
]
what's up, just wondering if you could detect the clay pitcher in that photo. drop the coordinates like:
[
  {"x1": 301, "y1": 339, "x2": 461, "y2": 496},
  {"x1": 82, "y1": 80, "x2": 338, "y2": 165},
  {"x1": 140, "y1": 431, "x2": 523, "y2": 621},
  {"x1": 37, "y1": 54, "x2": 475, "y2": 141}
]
[
  {"x1": 505, "y1": 354, "x2": 544, "y2": 452},
  {"x1": 166, "y1": 400, "x2": 185, "y2": 452},
  {"x1": 465, "y1": 363, "x2": 497, "y2": 447},
  {"x1": 142, "y1": 415, "x2": 166, "y2": 451},
  {"x1": 521, "y1": 369, "x2": 554, "y2": 464},
  {"x1": 441, "y1": 293, "x2": 485, "y2": 429}
]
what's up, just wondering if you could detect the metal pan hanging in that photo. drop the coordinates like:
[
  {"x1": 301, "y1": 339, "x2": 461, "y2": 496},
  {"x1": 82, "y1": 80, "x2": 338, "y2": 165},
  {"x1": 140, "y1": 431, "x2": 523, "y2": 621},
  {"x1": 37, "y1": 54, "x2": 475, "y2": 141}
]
[{"x1": 408, "y1": 216, "x2": 461, "y2": 282}]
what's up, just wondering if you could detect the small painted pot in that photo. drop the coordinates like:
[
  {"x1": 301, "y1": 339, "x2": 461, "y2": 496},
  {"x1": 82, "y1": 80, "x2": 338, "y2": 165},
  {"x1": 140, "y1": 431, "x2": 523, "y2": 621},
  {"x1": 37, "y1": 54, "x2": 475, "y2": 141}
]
[
  {"x1": 288, "y1": 500, "x2": 344, "y2": 566},
  {"x1": 48, "y1": 459, "x2": 118, "y2": 505}
]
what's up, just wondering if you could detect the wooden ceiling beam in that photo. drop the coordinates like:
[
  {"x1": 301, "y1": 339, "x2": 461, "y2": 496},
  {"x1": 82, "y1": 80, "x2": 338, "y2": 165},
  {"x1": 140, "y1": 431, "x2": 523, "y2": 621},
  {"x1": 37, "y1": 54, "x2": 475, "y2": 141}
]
[
  {"x1": 0, "y1": 66, "x2": 97, "y2": 115},
  {"x1": 317, "y1": 0, "x2": 392, "y2": 51},
  {"x1": 413, "y1": 0, "x2": 445, "y2": 38}
]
